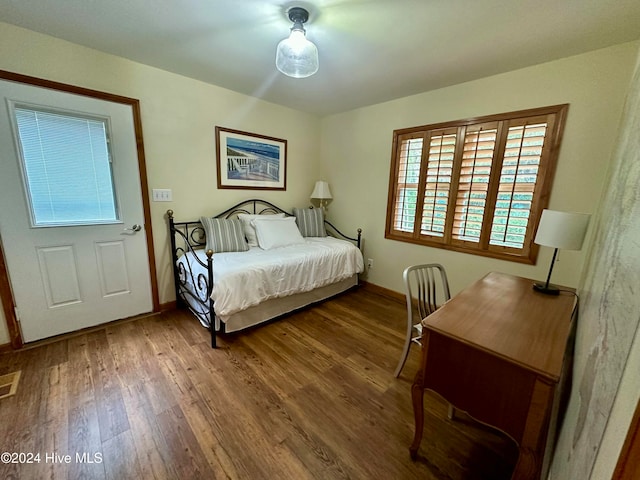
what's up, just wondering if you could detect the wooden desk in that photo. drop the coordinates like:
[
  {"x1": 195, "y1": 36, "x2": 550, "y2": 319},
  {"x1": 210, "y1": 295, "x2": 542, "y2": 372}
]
[{"x1": 410, "y1": 272, "x2": 577, "y2": 480}]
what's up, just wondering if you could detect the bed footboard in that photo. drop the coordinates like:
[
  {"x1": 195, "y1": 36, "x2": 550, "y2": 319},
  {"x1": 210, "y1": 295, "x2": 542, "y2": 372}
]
[
  {"x1": 167, "y1": 209, "x2": 218, "y2": 347},
  {"x1": 325, "y1": 220, "x2": 362, "y2": 250}
]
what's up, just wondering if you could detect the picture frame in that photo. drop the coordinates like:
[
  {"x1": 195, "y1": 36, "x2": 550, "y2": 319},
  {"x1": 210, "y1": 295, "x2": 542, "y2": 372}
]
[{"x1": 215, "y1": 126, "x2": 287, "y2": 190}]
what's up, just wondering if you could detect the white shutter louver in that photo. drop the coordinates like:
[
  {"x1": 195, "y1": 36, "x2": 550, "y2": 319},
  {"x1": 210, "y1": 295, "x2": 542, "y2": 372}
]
[
  {"x1": 490, "y1": 122, "x2": 546, "y2": 249},
  {"x1": 393, "y1": 136, "x2": 423, "y2": 233},
  {"x1": 453, "y1": 125, "x2": 497, "y2": 243},
  {"x1": 420, "y1": 130, "x2": 455, "y2": 237}
]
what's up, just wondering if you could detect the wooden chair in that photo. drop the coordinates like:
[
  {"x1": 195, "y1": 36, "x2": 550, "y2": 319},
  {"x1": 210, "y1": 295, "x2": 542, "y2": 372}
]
[{"x1": 394, "y1": 263, "x2": 451, "y2": 378}]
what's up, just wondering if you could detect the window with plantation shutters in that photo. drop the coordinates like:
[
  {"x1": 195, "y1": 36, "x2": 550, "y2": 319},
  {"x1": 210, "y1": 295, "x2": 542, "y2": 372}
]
[{"x1": 385, "y1": 104, "x2": 568, "y2": 264}]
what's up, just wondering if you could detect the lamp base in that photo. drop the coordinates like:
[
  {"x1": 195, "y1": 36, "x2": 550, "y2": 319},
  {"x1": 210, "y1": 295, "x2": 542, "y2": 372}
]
[{"x1": 533, "y1": 282, "x2": 560, "y2": 295}]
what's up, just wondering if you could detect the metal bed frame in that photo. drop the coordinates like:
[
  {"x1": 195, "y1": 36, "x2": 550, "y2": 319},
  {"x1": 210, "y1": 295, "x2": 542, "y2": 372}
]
[{"x1": 167, "y1": 198, "x2": 362, "y2": 347}]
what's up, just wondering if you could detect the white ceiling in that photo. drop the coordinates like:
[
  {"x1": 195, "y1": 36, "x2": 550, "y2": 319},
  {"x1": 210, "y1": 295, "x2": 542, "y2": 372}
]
[{"x1": 2, "y1": 0, "x2": 640, "y2": 116}]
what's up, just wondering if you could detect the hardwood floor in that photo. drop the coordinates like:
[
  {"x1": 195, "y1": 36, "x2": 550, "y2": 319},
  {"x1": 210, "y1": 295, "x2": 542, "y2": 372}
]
[{"x1": 0, "y1": 286, "x2": 518, "y2": 479}]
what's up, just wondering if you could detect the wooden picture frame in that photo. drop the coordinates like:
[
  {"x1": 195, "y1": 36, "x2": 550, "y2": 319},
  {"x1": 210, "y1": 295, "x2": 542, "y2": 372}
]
[{"x1": 215, "y1": 126, "x2": 287, "y2": 190}]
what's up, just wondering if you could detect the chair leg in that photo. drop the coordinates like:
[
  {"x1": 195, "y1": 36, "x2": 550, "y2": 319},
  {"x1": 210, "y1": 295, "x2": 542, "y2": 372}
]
[{"x1": 394, "y1": 321, "x2": 414, "y2": 377}]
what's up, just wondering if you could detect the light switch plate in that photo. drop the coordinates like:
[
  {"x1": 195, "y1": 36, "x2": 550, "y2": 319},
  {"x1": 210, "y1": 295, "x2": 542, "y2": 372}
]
[{"x1": 152, "y1": 189, "x2": 172, "y2": 202}]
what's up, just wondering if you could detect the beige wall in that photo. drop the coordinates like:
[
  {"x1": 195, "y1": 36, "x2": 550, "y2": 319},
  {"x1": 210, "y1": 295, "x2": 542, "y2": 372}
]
[
  {"x1": 320, "y1": 41, "x2": 639, "y2": 296},
  {"x1": 0, "y1": 21, "x2": 321, "y2": 345}
]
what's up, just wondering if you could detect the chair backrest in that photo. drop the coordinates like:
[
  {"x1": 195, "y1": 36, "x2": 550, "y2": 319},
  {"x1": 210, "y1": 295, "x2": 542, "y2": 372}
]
[{"x1": 403, "y1": 264, "x2": 451, "y2": 322}]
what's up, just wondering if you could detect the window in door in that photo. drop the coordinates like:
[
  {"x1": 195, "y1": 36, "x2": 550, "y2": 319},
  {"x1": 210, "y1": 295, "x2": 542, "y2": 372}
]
[{"x1": 10, "y1": 104, "x2": 119, "y2": 227}]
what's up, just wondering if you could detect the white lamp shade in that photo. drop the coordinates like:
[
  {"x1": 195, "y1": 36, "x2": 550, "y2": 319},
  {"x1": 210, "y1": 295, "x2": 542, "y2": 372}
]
[
  {"x1": 276, "y1": 29, "x2": 319, "y2": 78},
  {"x1": 310, "y1": 181, "x2": 332, "y2": 200},
  {"x1": 534, "y1": 209, "x2": 591, "y2": 250}
]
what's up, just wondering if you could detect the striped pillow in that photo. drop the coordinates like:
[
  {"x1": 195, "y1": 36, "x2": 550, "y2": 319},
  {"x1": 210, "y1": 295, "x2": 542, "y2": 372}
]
[
  {"x1": 200, "y1": 217, "x2": 249, "y2": 253},
  {"x1": 293, "y1": 207, "x2": 326, "y2": 237}
]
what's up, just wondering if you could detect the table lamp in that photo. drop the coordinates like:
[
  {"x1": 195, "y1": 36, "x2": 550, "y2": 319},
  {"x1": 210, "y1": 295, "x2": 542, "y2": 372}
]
[
  {"x1": 310, "y1": 181, "x2": 332, "y2": 211},
  {"x1": 533, "y1": 209, "x2": 591, "y2": 295}
]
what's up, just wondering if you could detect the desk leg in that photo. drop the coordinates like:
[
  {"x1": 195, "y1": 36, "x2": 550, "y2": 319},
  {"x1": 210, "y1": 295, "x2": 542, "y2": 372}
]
[
  {"x1": 512, "y1": 377, "x2": 555, "y2": 480},
  {"x1": 409, "y1": 367, "x2": 425, "y2": 459}
]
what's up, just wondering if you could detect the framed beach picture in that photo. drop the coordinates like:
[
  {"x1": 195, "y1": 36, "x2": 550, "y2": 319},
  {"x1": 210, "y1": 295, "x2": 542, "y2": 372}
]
[{"x1": 215, "y1": 126, "x2": 287, "y2": 190}]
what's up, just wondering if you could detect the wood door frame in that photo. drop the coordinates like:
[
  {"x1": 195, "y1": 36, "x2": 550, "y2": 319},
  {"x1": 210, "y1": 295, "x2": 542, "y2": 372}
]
[
  {"x1": 0, "y1": 69, "x2": 160, "y2": 349},
  {"x1": 613, "y1": 397, "x2": 640, "y2": 479}
]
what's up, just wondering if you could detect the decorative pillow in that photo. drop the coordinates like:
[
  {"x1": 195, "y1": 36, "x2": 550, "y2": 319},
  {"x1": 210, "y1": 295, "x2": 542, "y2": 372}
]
[
  {"x1": 200, "y1": 217, "x2": 249, "y2": 253},
  {"x1": 237, "y1": 213, "x2": 286, "y2": 246},
  {"x1": 252, "y1": 217, "x2": 305, "y2": 250},
  {"x1": 293, "y1": 207, "x2": 327, "y2": 237}
]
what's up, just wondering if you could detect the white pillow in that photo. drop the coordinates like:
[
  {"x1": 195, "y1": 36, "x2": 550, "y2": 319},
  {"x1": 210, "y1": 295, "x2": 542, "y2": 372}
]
[
  {"x1": 237, "y1": 213, "x2": 285, "y2": 246},
  {"x1": 252, "y1": 217, "x2": 305, "y2": 250}
]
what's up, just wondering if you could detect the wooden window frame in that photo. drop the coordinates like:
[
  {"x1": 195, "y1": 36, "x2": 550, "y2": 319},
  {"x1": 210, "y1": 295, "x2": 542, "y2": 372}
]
[{"x1": 385, "y1": 104, "x2": 569, "y2": 264}]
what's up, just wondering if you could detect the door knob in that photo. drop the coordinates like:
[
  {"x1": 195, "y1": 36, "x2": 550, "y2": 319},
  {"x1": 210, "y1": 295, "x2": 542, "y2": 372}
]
[{"x1": 124, "y1": 224, "x2": 142, "y2": 232}]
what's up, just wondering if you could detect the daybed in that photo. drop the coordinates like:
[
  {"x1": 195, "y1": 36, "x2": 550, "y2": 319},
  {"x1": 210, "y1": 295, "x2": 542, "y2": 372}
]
[{"x1": 167, "y1": 199, "x2": 364, "y2": 347}]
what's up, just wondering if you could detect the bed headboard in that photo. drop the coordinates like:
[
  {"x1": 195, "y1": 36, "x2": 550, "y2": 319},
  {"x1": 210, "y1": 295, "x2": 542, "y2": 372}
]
[{"x1": 167, "y1": 198, "x2": 362, "y2": 254}]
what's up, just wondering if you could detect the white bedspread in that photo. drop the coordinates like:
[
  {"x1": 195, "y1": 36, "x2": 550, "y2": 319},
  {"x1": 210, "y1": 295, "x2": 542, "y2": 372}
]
[{"x1": 178, "y1": 237, "x2": 364, "y2": 318}]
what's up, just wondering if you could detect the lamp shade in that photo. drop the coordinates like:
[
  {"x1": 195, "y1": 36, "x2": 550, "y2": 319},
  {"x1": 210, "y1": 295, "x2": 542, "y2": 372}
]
[
  {"x1": 276, "y1": 31, "x2": 319, "y2": 78},
  {"x1": 310, "y1": 181, "x2": 332, "y2": 200},
  {"x1": 534, "y1": 209, "x2": 591, "y2": 250},
  {"x1": 276, "y1": 7, "x2": 318, "y2": 79}
]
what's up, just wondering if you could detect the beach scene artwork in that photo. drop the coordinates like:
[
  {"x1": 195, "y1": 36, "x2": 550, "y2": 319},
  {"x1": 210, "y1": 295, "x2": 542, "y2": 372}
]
[
  {"x1": 216, "y1": 127, "x2": 286, "y2": 190},
  {"x1": 226, "y1": 137, "x2": 280, "y2": 182}
]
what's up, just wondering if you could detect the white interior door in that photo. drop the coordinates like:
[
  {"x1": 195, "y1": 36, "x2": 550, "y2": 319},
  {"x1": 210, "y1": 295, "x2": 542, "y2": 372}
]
[{"x1": 0, "y1": 79, "x2": 152, "y2": 342}]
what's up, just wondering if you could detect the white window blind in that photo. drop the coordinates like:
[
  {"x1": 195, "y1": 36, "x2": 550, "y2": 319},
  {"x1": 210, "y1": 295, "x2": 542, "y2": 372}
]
[{"x1": 13, "y1": 106, "x2": 118, "y2": 226}]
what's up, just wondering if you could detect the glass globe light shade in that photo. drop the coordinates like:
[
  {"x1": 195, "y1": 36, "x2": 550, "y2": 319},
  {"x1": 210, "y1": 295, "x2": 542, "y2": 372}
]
[{"x1": 276, "y1": 28, "x2": 319, "y2": 78}]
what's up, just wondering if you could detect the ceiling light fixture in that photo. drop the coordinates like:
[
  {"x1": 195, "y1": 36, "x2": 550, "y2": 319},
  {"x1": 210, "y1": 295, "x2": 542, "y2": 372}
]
[{"x1": 275, "y1": 7, "x2": 319, "y2": 78}]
